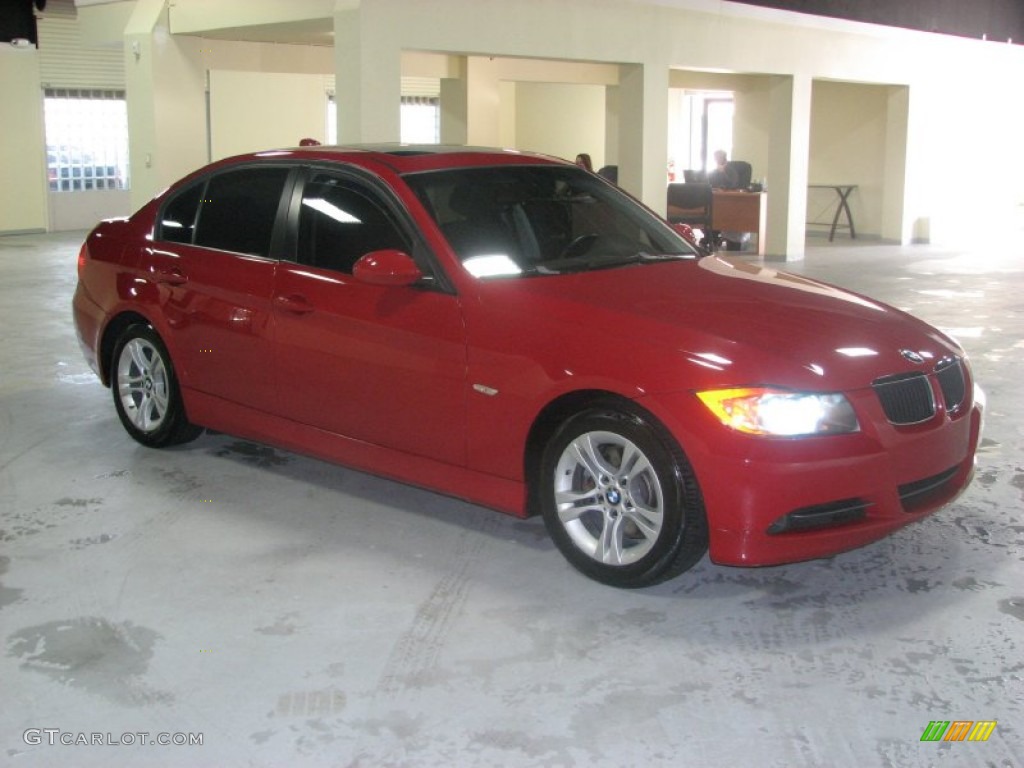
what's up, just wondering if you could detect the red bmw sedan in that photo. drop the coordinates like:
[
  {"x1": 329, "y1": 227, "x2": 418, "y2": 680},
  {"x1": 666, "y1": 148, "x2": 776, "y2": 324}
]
[{"x1": 72, "y1": 146, "x2": 983, "y2": 587}]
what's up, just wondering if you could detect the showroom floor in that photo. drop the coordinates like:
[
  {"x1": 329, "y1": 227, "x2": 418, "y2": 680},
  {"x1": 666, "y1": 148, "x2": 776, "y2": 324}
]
[{"x1": 0, "y1": 230, "x2": 1021, "y2": 768}]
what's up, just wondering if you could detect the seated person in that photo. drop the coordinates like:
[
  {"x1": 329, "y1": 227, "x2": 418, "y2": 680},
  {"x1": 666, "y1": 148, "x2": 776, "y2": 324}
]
[{"x1": 707, "y1": 149, "x2": 740, "y2": 190}]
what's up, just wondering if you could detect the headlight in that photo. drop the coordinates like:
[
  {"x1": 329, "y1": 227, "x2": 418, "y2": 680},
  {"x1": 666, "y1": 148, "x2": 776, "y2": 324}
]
[{"x1": 697, "y1": 388, "x2": 859, "y2": 436}]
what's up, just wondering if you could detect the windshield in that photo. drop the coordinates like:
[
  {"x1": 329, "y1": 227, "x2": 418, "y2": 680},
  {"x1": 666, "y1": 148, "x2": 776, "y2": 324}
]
[{"x1": 404, "y1": 165, "x2": 698, "y2": 278}]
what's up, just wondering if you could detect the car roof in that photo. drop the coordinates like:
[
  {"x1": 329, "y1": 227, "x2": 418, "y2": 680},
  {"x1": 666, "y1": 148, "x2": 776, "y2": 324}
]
[{"x1": 233, "y1": 144, "x2": 570, "y2": 174}]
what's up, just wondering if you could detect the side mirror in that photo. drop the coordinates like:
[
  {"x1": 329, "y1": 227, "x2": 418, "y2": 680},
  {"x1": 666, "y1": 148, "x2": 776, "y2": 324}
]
[{"x1": 352, "y1": 249, "x2": 423, "y2": 287}]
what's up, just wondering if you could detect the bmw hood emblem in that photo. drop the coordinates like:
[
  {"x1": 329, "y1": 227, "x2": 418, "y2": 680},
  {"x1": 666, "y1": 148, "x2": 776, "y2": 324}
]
[{"x1": 900, "y1": 349, "x2": 925, "y2": 364}]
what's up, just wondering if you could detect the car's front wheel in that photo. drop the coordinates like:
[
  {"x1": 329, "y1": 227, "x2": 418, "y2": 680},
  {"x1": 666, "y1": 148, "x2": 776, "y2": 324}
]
[
  {"x1": 540, "y1": 405, "x2": 708, "y2": 588},
  {"x1": 111, "y1": 324, "x2": 202, "y2": 448}
]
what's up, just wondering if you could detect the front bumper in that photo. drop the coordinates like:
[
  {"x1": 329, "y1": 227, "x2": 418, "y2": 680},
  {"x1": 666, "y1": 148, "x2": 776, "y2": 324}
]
[{"x1": 639, "y1": 385, "x2": 983, "y2": 567}]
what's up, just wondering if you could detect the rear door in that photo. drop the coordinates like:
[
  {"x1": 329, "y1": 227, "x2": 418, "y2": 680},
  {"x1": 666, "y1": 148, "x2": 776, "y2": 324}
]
[
  {"x1": 148, "y1": 165, "x2": 292, "y2": 413},
  {"x1": 272, "y1": 168, "x2": 467, "y2": 466}
]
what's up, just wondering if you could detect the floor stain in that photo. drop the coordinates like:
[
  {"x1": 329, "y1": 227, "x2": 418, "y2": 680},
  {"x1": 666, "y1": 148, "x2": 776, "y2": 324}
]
[
  {"x1": 274, "y1": 688, "x2": 346, "y2": 717},
  {"x1": 6, "y1": 617, "x2": 171, "y2": 705},
  {"x1": 256, "y1": 612, "x2": 301, "y2": 636},
  {"x1": 0, "y1": 556, "x2": 23, "y2": 610},
  {"x1": 53, "y1": 497, "x2": 103, "y2": 508},
  {"x1": 997, "y1": 597, "x2": 1024, "y2": 621},
  {"x1": 69, "y1": 533, "x2": 118, "y2": 549},
  {"x1": 904, "y1": 577, "x2": 936, "y2": 593},
  {"x1": 213, "y1": 441, "x2": 292, "y2": 468},
  {"x1": 158, "y1": 468, "x2": 202, "y2": 494}
]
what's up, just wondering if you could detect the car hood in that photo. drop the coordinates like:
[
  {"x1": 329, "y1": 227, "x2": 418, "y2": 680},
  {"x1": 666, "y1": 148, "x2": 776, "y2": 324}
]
[{"x1": 471, "y1": 256, "x2": 963, "y2": 393}]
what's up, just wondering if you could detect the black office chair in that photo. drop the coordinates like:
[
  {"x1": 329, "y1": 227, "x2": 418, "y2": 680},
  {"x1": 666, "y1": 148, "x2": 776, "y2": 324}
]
[
  {"x1": 666, "y1": 183, "x2": 713, "y2": 248},
  {"x1": 726, "y1": 160, "x2": 753, "y2": 189}
]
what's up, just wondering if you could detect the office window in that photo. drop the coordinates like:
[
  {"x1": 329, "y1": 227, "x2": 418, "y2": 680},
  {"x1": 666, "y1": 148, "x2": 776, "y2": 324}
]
[
  {"x1": 44, "y1": 88, "x2": 129, "y2": 191},
  {"x1": 668, "y1": 90, "x2": 734, "y2": 179}
]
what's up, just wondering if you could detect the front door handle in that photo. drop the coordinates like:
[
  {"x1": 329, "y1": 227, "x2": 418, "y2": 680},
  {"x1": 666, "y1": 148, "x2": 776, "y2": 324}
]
[{"x1": 274, "y1": 294, "x2": 314, "y2": 315}]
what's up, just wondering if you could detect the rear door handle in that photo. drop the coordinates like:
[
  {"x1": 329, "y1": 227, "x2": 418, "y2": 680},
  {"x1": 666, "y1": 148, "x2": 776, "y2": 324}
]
[
  {"x1": 154, "y1": 267, "x2": 187, "y2": 285},
  {"x1": 274, "y1": 294, "x2": 314, "y2": 315}
]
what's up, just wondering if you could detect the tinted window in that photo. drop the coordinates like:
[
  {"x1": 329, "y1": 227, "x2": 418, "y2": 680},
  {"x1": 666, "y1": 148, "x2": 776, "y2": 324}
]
[
  {"x1": 193, "y1": 167, "x2": 290, "y2": 257},
  {"x1": 159, "y1": 182, "x2": 202, "y2": 244},
  {"x1": 406, "y1": 165, "x2": 696, "y2": 278},
  {"x1": 297, "y1": 174, "x2": 411, "y2": 274}
]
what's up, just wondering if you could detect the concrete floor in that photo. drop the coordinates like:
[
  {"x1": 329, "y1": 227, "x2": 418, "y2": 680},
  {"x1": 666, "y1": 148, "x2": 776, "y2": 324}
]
[{"x1": 1, "y1": 230, "x2": 1021, "y2": 768}]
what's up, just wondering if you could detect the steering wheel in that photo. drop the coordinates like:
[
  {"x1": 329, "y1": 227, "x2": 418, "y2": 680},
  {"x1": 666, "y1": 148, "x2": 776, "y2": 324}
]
[{"x1": 558, "y1": 233, "x2": 601, "y2": 260}]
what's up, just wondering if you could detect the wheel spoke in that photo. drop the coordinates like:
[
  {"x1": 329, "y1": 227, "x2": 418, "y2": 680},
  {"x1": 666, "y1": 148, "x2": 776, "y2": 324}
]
[
  {"x1": 128, "y1": 340, "x2": 151, "y2": 375},
  {"x1": 150, "y1": 386, "x2": 169, "y2": 416},
  {"x1": 555, "y1": 488, "x2": 602, "y2": 523},
  {"x1": 569, "y1": 434, "x2": 614, "y2": 480},
  {"x1": 131, "y1": 392, "x2": 151, "y2": 429},
  {"x1": 597, "y1": 514, "x2": 625, "y2": 565},
  {"x1": 619, "y1": 443, "x2": 653, "y2": 482},
  {"x1": 150, "y1": 355, "x2": 167, "y2": 387},
  {"x1": 122, "y1": 373, "x2": 146, "y2": 389},
  {"x1": 624, "y1": 505, "x2": 661, "y2": 541}
]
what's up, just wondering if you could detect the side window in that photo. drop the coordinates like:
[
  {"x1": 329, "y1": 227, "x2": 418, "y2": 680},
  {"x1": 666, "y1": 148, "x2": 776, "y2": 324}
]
[
  {"x1": 193, "y1": 167, "x2": 290, "y2": 257},
  {"x1": 297, "y1": 173, "x2": 411, "y2": 274},
  {"x1": 159, "y1": 181, "x2": 203, "y2": 244}
]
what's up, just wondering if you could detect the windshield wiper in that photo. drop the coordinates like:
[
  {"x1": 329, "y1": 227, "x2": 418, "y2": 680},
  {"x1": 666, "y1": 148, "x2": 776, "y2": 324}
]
[{"x1": 533, "y1": 251, "x2": 691, "y2": 276}]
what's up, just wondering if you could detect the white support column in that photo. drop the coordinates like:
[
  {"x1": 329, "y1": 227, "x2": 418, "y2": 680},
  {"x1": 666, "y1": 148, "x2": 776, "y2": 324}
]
[
  {"x1": 333, "y1": 3, "x2": 400, "y2": 143},
  {"x1": 764, "y1": 74, "x2": 812, "y2": 261},
  {"x1": 617, "y1": 63, "x2": 669, "y2": 214},
  {"x1": 881, "y1": 85, "x2": 910, "y2": 243},
  {"x1": 0, "y1": 42, "x2": 47, "y2": 232},
  {"x1": 604, "y1": 83, "x2": 620, "y2": 168},
  {"x1": 439, "y1": 57, "x2": 468, "y2": 146},
  {"x1": 465, "y1": 55, "x2": 501, "y2": 147},
  {"x1": 123, "y1": 0, "x2": 166, "y2": 210}
]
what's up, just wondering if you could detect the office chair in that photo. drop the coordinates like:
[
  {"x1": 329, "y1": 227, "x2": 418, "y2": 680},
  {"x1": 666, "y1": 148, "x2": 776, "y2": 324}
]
[
  {"x1": 725, "y1": 160, "x2": 753, "y2": 189},
  {"x1": 666, "y1": 182, "x2": 714, "y2": 248}
]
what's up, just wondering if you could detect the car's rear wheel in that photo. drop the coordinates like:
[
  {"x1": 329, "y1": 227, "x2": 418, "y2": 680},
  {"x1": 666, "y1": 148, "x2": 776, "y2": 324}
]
[
  {"x1": 540, "y1": 405, "x2": 708, "y2": 588},
  {"x1": 111, "y1": 324, "x2": 201, "y2": 447}
]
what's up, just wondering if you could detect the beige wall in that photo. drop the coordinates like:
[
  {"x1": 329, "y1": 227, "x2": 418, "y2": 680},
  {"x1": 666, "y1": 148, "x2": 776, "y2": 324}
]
[
  {"x1": 513, "y1": 82, "x2": 606, "y2": 168},
  {"x1": 808, "y1": 81, "x2": 889, "y2": 239},
  {"x1": 209, "y1": 70, "x2": 328, "y2": 160},
  {"x1": 0, "y1": 47, "x2": 48, "y2": 234}
]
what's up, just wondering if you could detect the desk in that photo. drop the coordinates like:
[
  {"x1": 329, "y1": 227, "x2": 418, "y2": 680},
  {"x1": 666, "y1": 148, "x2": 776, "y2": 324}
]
[
  {"x1": 808, "y1": 184, "x2": 857, "y2": 241},
  {"x1": 712, "y1": 190, "x2": 766, "y2": 256}
]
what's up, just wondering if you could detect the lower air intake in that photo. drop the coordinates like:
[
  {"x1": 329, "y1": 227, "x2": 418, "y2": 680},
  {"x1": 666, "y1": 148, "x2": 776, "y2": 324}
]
[{"x1": 767, "y1": 499, "x2": 870, "y2": 535}]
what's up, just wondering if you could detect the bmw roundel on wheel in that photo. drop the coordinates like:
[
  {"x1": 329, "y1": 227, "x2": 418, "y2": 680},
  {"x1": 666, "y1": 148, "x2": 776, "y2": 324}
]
[{"x1": 72, "y1": 145, "x2": 983, "y2": 588}]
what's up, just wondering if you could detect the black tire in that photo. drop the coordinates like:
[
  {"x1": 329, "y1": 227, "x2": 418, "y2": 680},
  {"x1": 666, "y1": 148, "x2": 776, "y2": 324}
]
[
  {"x1": 110, "y1": 324, "x2": 202, "y2": 448},
  {"x1": 539, "y1": 404, "x2": 708, "y2": 588}
]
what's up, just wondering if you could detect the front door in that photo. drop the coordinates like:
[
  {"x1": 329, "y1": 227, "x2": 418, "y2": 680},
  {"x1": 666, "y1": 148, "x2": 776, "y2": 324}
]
[{"x1": 273, "y1": 170, "x2": 466, "y2": 466}]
